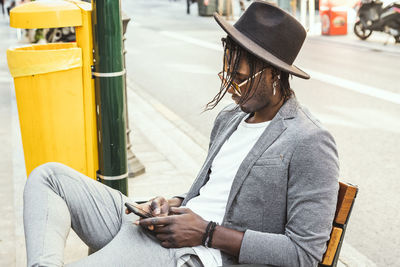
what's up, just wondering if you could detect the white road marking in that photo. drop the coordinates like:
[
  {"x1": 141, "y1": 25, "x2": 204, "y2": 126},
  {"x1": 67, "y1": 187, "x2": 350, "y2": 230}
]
[
  {"x1": 327, "y1": 106, "x2": 400, "y2": 133},
  {"x1": 315, "y1": 113, "x2": 368, "y2": 129},
  {"x1": 161, "y1": 30, "x2": 400, "y2": 105},
  {"x1": 304, "y1": 69, "x2": 400, "y2": 105},
  {"x1": 161, "y1": 31, "x2": 222, "y2": 52},
  {"x1": 165, "y1": 63, "x2": 216, "y2": 75}
]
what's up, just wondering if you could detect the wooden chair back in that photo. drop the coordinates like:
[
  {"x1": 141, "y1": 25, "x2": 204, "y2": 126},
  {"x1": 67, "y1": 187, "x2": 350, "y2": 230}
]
[{"x1": 319, "y1": 181, "x2": 358, "y2": 267}]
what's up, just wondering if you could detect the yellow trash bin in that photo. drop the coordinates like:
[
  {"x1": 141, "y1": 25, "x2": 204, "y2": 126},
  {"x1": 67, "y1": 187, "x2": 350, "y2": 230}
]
[{"x1": 7, "y1": 42, "x2": 96, "y2": 178}]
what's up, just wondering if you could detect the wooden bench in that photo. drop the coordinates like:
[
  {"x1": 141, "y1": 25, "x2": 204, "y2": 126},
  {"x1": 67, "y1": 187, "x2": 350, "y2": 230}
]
[{"x1": 318, "y1": 181, "x2": 358, "y2": 267}]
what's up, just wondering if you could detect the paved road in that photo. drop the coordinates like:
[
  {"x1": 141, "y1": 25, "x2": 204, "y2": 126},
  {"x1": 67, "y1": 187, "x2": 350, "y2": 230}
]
[{"x1": 122, "y1": 0, "x2": 400, "y2": 265}]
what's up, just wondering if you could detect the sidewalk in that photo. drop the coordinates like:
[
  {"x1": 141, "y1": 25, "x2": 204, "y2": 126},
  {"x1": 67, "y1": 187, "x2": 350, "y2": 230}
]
[
  {"x1": 309, "y1": 23, "x2": 400, "y2": 55},
  {"x1": 0, "y1": 10, "x2": 378, "y2": 267}
]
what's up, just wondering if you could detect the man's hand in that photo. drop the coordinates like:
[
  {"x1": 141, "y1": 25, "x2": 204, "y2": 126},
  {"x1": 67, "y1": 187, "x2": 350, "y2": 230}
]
[
  {"x1": 136, "y1": 207, "x2": 208, "y2": 248},
  {"x1": 125, "y1": 196, "x2": 171, "y2": 218}
]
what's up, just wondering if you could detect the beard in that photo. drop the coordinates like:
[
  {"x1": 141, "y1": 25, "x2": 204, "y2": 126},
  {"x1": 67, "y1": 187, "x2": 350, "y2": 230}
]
[{"x1": 238, "y1": 84, "x2": 272, "y2": 114}]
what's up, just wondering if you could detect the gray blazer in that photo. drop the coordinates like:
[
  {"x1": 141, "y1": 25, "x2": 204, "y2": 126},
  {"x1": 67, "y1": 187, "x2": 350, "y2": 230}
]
[{"x1": 182, "y1": 97, "x2": 339, "y2": 266}]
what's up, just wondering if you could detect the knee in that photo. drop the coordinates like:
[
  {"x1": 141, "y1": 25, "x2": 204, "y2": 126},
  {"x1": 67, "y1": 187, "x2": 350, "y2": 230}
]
[
  {"x1": 24, "y1": 162, "x2": 69, "y2": 194},
  {"x1": 30, "y1": 162, "x2": 67, "y2": 177},
  {"x1": 27, "y1": 162, "x2": 64, "y2": 181}
]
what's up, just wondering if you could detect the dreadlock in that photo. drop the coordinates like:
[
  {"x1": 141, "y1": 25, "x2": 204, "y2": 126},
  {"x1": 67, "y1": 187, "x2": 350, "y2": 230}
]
[{"x1": 205, "y1": 36, "x2": 294, "y2": 111}]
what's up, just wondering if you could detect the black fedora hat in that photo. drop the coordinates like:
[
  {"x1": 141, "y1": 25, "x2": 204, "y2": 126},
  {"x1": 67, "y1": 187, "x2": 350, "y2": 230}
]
[{"x1": 214, "y1": 0, "x2": 310, "y2": 79}]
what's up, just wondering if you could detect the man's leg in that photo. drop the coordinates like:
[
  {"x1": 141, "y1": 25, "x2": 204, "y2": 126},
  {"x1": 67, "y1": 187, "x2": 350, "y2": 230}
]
[
  {"x1": 23, "y1": 162, "x2": 204, "y2": 267},
  {"x1": 67, "y1": 223, "x2": 174, "y2": 267},
  {"x1": 23, "y1": 162, "x2": 128, "y2": 267},
  {"x1": 67, "y1": 224, "x2": 203, "y2": 267}
]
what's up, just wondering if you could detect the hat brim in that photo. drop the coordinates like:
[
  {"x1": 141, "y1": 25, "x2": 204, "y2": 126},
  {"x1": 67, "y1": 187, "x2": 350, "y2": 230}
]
[{"x1": 214, "y1": 13, "x2": 310, "y2": 79}]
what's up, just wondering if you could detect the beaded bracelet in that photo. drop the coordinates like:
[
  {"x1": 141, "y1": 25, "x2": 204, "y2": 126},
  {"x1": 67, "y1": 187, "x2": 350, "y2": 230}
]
[
  {"x1": 202, "y1": 221, "x2": 213, "y2": 246},
  {"x1": 206, "y1": 222, "x2": 218, "y2": 248}
]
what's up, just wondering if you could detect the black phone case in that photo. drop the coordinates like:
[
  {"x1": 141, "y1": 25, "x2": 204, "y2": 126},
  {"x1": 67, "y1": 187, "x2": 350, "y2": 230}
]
[{"x1": 124, "y1": 202, "x2": 152, "y2": 218}]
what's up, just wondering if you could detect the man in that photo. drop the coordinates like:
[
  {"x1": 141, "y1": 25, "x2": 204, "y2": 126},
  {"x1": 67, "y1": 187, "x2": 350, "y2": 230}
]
[{"x1": 23, "y1": 1, "x2": 339, "y2": 266}]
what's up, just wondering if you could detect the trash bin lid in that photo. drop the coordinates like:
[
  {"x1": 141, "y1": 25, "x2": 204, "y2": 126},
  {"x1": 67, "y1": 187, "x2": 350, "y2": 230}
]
[
  {"x1": 7, "y1": 43, "x2": 82, "y2": 78},
  {"x1": 10, "y1": 0, "x2": 82, "y2": 29}
]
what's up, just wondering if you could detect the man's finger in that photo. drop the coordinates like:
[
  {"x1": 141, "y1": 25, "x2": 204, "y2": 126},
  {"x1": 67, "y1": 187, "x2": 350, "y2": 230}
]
[
  {"x1": 160, "y1": 204, "x2": 169, "y2": 216},
  {"x1": 169, "y1": 207, "x2": 190, "y2": 214},
  {"x1": 151, "y1": 199, "x2": 161, "y2": 215},
  {"x1": 139, "y1": 216, "x2": 171, "y2": 226},
  {"x1": 133, "y1": 220, "x2": 155, "y2": 230}
]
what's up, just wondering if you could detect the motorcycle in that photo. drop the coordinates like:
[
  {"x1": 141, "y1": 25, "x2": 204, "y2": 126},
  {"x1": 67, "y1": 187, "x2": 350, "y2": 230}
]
[{"x1": 354, "y1": 0, "x2": 400, "y2": 43}]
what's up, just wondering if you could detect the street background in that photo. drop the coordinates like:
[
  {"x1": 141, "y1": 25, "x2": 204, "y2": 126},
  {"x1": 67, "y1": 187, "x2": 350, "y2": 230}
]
[
  {"x1": 0, "y1": 0, "x2": 399, "y2": 266},
  {"x1": 122, "y1": 0, "x2": 400, "y2": 266}
]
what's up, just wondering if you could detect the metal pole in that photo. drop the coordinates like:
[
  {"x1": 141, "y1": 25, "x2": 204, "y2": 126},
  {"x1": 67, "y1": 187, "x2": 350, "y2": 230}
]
[
  {"x1": 291, "y1": 0, "x2": 297, "y2": 17},
  {"x1": 300, "y1": 0, "x2": 307, "y2": 28},
  {"x1": 308, "y1": 0, "x2": 315, "y2": 34},
  {"x1": 121, "y1": 13, "x2": 146, "y2": 178},
  {"x1": 218, "y1": 0, "x2": 223, "y2": 15},
  {"x1": 226, "y1": 0, "x2": 233, "y2": 20},
  {"x1": 92, "y1": 0, "x2": 128, "y2": 195}
]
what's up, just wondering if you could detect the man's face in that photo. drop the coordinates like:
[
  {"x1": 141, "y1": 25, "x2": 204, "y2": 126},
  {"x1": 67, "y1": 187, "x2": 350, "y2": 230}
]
[{"x1": 227, "y1": 57, "x2": 275, "y2": 114}]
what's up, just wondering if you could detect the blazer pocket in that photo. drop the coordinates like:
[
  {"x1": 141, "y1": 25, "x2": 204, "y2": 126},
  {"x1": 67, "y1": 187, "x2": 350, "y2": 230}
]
[{"x1": 253, "y1": 156, "x2": 283, "y2": 167}]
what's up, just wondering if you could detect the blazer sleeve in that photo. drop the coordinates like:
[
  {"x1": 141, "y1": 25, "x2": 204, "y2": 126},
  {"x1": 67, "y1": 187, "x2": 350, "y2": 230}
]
[{"x1": 238, "y1": 129, "x2": 339, "y2": 267}]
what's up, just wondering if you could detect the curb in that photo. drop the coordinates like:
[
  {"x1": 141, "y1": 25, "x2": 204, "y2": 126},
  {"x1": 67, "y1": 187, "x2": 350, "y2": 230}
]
[
  {"x1": 126, "y1": 78, "x2": 207, "y2": 178},
  {"x1": 128, "y1": 78, "x2": 210, "y2": 151}
]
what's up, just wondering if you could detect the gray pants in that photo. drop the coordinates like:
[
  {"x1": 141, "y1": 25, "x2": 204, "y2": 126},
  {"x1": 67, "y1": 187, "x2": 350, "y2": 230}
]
[{"x1": 23, "y1": 162, "x2": 203, "y2": 267}]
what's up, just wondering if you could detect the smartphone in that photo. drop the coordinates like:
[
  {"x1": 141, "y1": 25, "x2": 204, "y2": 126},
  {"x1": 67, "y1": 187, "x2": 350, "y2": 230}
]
[{"x1": 125, "y1": 202, "x2": 153, "y2": 218}]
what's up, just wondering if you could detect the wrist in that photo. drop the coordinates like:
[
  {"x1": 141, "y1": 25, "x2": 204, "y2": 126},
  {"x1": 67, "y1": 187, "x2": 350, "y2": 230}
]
[{"x1": 210, "y1": 225, "x2": 244, "y2": 257}]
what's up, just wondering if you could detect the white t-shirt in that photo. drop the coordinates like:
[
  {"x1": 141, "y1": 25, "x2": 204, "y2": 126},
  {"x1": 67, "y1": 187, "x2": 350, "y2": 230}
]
[{"x1": 186, "y1": 114, "x2": 270, "y2": 266}]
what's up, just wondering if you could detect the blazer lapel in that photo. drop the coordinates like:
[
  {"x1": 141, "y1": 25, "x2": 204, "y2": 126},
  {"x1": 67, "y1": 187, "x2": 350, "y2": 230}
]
[
  {"x1": 223, "y1": 97, "x2": 299, "y2": 217},
  {"x1": 223, "y1": 116, "x2": 287, "y2": 215},
  {"x1": 183, "y1": 112, "x2": 247, "y2": 204}
]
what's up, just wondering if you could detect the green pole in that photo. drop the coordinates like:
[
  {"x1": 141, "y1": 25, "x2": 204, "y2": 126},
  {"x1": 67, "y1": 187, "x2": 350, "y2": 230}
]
[{"x1": 92, "y1": 0, "x2": 128, "y2": 195}]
